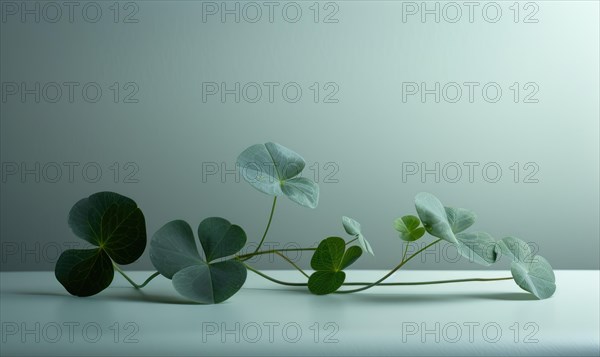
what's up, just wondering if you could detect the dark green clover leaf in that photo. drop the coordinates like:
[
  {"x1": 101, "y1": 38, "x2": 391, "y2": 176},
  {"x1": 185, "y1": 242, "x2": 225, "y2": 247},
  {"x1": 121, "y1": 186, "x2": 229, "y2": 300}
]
[
  {"x1": 393, "y1": 215, "x2": 426, "y2": 242},
  {"x1": 55, "y1": 192, "x2": 146, "y2": 297},
  {"x1": 237, "y1": 142, "x2": 319, "y2": 208},
  {"x1": 308, "y1": 237, "x2": 362, "y2": 295},
  {"x1": 342, "y1": 216, "x2": 374, "y2": 255},
  {"x1": 55, "y1": 249, "x2": 114, "y2": 297},
  {"x1": 496, "y1": 236, "x2": 556, "y2": 299},
  {"x1": 149, "y1": 218, "x2": 247, "y2": 304}
]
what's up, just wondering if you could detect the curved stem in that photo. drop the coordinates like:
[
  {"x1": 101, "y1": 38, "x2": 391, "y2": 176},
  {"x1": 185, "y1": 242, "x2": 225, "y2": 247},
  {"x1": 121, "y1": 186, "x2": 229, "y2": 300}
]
[
  {"x1": 401, "y1": 242, "x2": 410, "y2": 263},
  {"x1": 243, "y1": 266, "x2": 512, "y2": 287},
  {"x1": 243, "y1": 263, "x2": 307, "y2": 286},
  {"x1": 335, "y1": 238, "x2": 442, "y2": 294},
  {"x1": 113, "y1": 264, "x2": 160, "y2": 289},
  {"x1": 343, "y1": 277, "x2": 513, "y2": 286},
  {"x1": 242, "y1": 196, "x2": 277, "y2": 261},
  {"x1": 346, "y1": 238, "x2": 358, "y2": 245},
  {"x1": 275, "y1": 251, "x2": 309, "y2": 278},
  {"x1": 137, "y1": 272, "x2": 161, "y2": 288},
  {"x1": 236, "y1": 247, "x2": 316, "y2": 260}
]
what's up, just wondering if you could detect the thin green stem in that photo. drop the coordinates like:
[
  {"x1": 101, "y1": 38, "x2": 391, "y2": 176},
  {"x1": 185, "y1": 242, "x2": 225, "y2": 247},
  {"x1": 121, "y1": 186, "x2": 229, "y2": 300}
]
[
  {"x1": 242, "y1": 196, "x2": 277, "y2": 261},
  {"x1": 401, "y1": 242, "x2": 410, "y2": 263},
  {"x1": 342, "y1": 277, "x2": 513, "y2": 286},
  {"x1": 137, "y1": 272, "x2": 161, "y2": 288},
  {"x1": 275, "y1": 251, "x2": 309, "y2": 278},
  {"x1": 113, "y1": 263, "x2": 160, "y2": 289},
  {"x1": 335, "y1": 238, "x2": 443, "y2": 294},
  {"x1": 243, "y1": 266, "x2": 512, "y2": 287},
  {"x1": 243, "y1": 263, "x2": 307, "y2": 286},
  {"x1": 236, "y1": 247, "x2": 317, "y2": 260},
  {"x1": 240, "y1": 236, "x2": 355, "y2": 262},
  {"x1": 346, "y1": 238, "x2": 358, "y2": 245}
]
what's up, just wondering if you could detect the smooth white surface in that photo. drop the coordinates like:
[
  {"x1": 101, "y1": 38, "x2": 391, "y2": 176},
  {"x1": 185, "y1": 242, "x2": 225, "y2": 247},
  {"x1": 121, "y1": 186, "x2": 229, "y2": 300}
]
[{"x1": 1, "y1": 270, "x2": 598, "y2": 356}]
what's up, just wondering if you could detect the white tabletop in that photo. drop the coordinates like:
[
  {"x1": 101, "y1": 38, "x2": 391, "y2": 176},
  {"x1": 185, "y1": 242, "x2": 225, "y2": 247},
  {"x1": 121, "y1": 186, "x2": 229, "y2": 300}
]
[{"x1": 1, "y1": 270, "x2": 598, "y2": 356}]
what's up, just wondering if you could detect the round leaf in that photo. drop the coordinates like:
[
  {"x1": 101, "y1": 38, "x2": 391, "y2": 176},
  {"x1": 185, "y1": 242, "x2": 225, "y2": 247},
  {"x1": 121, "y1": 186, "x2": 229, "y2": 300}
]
[
  {"x1": 415, "y1": 192, "x2": 457, "y2": 244},
  {"x1": 237, "y1": 142, "x2": 305, "y2": 196},
  {"x1": 394, "y1": 215, "x2": 420, "y2": 231},
  {"x1": 150, "y1": 218, "x2": 248, "y2": 303},
  {"x1": 311, "y1": 237, "x2": 346, "y2": 271},
  {"x1": 172, "y1": 260, "x2": 247, "y2": 304},
  {"x1": 198, "y1": 217, "x2": 247, "y2": 262},
  {"x1": 150, "y1": 220, "x2": 203, "y2": 279},
  {"x1": 308, "y1": 271, "x2": 346, "y2": 295},
  {"x1": 394, "y1": 215, "x2": 426, "y2": 242},
  {"x1": 342, "y1": 216, "x2": 374, "y2": 255},
  {"x1": 97, "y1": 204, "x2": 147, "y2": 264},
  {"x1": 68, "y1": 192, "x2": 135, "y2": 245},
  {"x1": 496, "y1": 237, "x2": 556, "y2": 299},
  {"x1": 280, "y1": 177, "x2": 319, "y2": 209},
  {"x1": 342, "y1": 216, "x2": 361, "y2": 235},
  {"x1": 310, "y1": 236, "x2": 363, "y2": 279},
  {"x1": 356, "y1": 233, "x2": 374, "y2": 256},
  {"x1": 55, "y1": 249, "x2": 114, "y2": 297},
  {"x1": 454, "y1": 231, "x2": 497, "y2": 266},
  {"x1": 68, "y1": 191, "x2": 146, "y2": 265},
  {"x1": 237, "y1": 142, "x2": 319, "y2": 208},
  {"x1": 495, "y1": 236, "x2": 533, "y2": 263},
  {"x1": 340, "y1": 246, "x2": 363, "y2": 270},
  {"x1": 445, "y1": 207, "x2": 476, "y2": 234},
  {"x1": 511, "y1": 255, "x2": 556, "y2": 299}
]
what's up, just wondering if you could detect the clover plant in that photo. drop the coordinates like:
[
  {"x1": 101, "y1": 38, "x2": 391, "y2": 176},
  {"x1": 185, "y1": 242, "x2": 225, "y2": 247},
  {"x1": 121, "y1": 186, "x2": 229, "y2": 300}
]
[{"x1": 55, "y1": 142, "x2": 556, "y2": 302}]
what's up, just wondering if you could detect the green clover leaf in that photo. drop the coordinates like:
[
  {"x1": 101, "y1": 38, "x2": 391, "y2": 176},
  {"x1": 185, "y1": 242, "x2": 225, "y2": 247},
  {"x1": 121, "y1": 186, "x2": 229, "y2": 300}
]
[
  {"x1": 415, "y1": 192, "x2": 458, "y2": 244},
  {"x1": 342, "y1": 216, "x2": 374, "y2": 255},
  {"x1": 496, "y1": 236, "x2": 556, "y2": 299},
  {"x1": 149, "y1": 218, "x2": 247, "y2": 304},
  {"x1": 237, "y1": 142, "x2": 319, "y2": 208},
  {"x1": 415, "y1": 193, "x2": 497, "y2": 265},
  {"x1": 55, "y1": 192, "x2": 147, "y2": 297},
  {"x1": 444, "y1": 207, "x2": 476, "y2": 234},
  {"x1": 393, "y1": 215, "x2": 426, "y2": 242},
  {"x1": 308, "y1": 237, "x2": 363, "y2": 295}
]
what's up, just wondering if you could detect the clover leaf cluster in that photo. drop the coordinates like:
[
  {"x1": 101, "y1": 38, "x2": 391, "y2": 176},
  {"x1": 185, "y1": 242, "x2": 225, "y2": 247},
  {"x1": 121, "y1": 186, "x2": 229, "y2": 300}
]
[
  {"x1": 55, "y1": 142, "x2": 556, "y2": 303},
  {"x1": 404, "y1": 192, "x2": 555, "y2": 299},
  {"x1": 55, "y1": 192, "x2": 146, "y2": 297}
]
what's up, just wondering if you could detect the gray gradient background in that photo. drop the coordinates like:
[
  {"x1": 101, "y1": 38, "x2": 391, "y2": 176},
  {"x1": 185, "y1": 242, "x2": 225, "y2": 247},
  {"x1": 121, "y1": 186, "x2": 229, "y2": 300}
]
[{"x1": 1, "y1": 0, "x2": 598, "y2": 271}]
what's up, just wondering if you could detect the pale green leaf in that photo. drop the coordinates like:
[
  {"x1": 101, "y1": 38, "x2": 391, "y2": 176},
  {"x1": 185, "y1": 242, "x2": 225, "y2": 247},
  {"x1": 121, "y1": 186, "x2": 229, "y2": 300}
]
[
  {"x1": 172, "y1": 260, "x2": 247, "y2": 304},
  {"x1": 281, "y1": 177, "x2": 319, "y2": 208},
  {"x1": 414, "y1": 192, "x2": 457, "y2": 244},
  {"x1": 445, "y1": 207, "x2": 476, "y2": 233}
]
